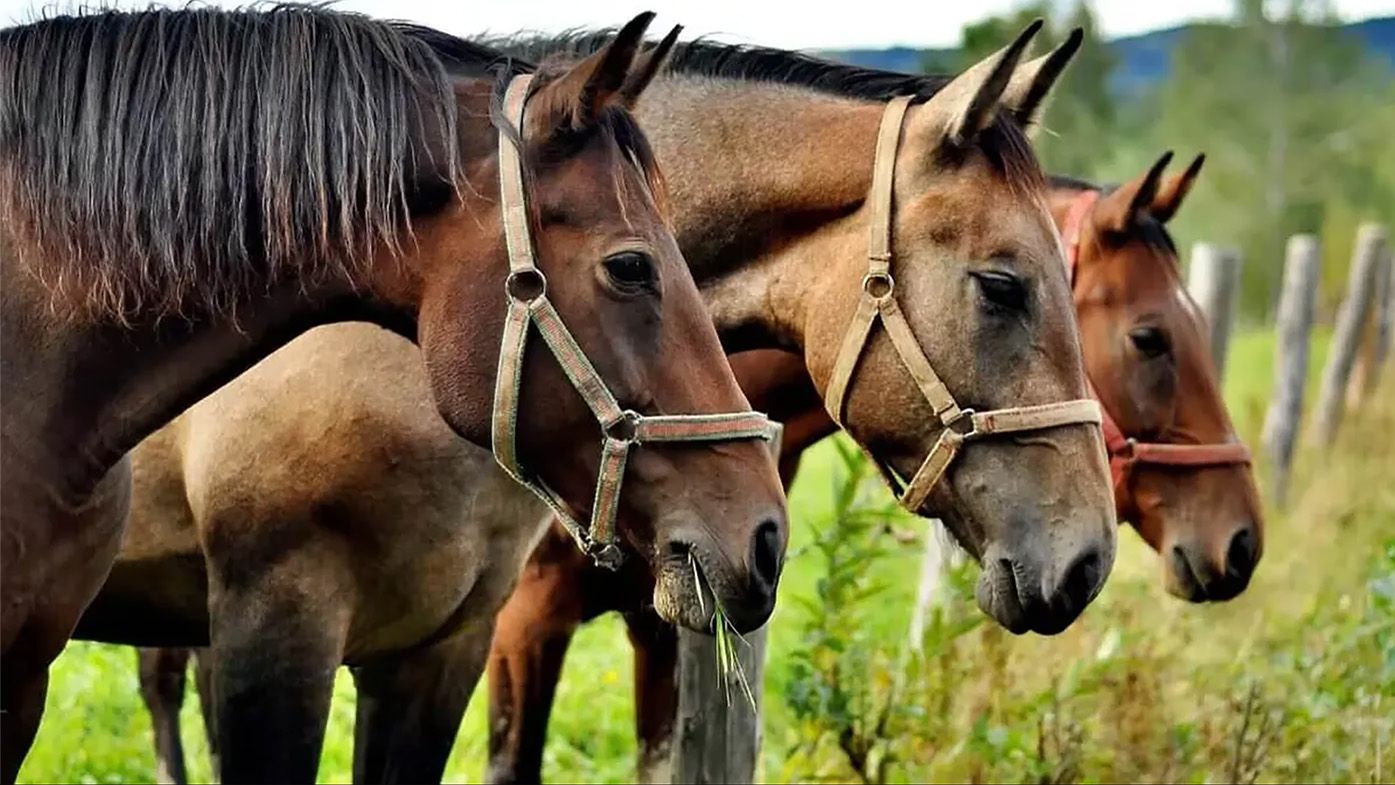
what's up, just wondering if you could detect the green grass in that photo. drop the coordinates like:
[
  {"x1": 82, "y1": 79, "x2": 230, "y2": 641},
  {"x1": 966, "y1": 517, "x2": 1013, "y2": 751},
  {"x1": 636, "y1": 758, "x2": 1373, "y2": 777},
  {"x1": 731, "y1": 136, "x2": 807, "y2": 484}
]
[{"x1": 19, "y1": 328, "x2": 1394, "y2": 784}]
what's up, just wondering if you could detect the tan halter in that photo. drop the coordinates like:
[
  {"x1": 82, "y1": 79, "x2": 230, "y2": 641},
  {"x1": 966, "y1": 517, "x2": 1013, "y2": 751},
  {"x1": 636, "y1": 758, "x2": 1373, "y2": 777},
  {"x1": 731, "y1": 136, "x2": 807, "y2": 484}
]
[
  {"x1": 823, "y1": 96, "x2": 1103, "y2": 514},
  {"x1": 491, "y1": 75, "x2": 780, "y2": 570}
]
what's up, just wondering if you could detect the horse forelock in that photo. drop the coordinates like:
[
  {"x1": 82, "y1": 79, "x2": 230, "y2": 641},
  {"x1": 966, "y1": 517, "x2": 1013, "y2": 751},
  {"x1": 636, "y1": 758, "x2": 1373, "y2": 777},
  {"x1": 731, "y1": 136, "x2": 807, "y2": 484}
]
[{"x1": 0, "y1": 5, "x2": 478, "y2": 323}]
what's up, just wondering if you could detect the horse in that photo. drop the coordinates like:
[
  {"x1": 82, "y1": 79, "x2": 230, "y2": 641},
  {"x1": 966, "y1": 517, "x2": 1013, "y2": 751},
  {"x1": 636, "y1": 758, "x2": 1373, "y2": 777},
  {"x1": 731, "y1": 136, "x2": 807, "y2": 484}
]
[
  {"x1": 0, "y1": 8, "x2": 790, "y2": 781},
  {"x1": 89, "y1": 20, "x2": 1119, "y2": 783},
  {"x1": 476, "y1": 152, "x2": 1266, "y2": 782}
]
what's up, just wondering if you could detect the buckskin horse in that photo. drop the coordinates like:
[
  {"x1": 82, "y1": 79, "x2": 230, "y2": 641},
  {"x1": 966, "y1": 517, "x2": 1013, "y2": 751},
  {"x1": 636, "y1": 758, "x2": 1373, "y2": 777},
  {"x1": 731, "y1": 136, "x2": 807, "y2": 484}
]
[
  {"x1": 0, "y1": 8, "x2": 791, "y2": 781},
  {"x1": 81, "y1": 19, "x2": 1119, "y2": 784}
]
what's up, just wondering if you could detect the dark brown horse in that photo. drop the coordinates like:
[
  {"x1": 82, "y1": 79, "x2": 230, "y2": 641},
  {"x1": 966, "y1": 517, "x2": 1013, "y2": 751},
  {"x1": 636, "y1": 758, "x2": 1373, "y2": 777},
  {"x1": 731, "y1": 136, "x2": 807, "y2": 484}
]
[
  {"x1": 92, "y1": 21, "x2": 1119, "y2": 784},
  {"x1": 0, "y1": 9, "x2": 789, "y2": 781},
  {"x1": 477, "y1": 153, "x2": 1265, "y2": 782}
]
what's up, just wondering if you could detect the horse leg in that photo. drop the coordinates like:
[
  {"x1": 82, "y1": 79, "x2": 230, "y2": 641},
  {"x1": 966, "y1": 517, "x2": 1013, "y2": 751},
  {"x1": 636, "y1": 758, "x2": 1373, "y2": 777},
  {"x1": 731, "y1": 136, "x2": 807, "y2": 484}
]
[
  {"x1": 625, "y1": 611, "x2": 679, "y2": 785},
  {"x1": 207, "y1": 561, "x2": 347, "y2": 785},
  {"x1": 349, "y1": 624, "x2": 492, "y2": 784},
  {"x1": 137, "y1": 647, "x2": 192, "y2": 785},
  {"x1": 484, "y1": 584, "x2": 584, "y2": 784},
  {"x1": 1, "y1": 461, "x2": 131, "y2": 783},
  {"x1": 0, "y1": 651, "x2": 48, "y2": 785},
  {"x1": 191, "y1": 649, "x2": 221, "y2": 782}
]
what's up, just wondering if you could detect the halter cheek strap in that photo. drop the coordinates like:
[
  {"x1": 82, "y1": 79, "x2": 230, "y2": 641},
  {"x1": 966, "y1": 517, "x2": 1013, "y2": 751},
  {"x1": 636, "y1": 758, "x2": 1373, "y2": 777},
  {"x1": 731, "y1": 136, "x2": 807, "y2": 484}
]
[
  {"x1": 1060, "y1": 189, "x2": 1251, "y2": 497},
  {"x1": 492, "y1": 75, "x2": 780, "y2": 570},
  {"x1": 823, "y1": 96, "x2": 1104, "y2": 514}
]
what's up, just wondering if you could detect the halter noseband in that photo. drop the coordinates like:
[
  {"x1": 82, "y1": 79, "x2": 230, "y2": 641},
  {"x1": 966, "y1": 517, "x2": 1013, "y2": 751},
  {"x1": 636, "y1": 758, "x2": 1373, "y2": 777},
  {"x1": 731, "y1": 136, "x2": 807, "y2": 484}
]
[
  {"x1": 822, "y1": 96, "x2": 1104, "y2": 514},
  {"x1": 1061, "y1": 189, "x2": 1251, "y2": 498},
  {"x1": 492, "y1": 75, "x2": 780, "y2": 570}
]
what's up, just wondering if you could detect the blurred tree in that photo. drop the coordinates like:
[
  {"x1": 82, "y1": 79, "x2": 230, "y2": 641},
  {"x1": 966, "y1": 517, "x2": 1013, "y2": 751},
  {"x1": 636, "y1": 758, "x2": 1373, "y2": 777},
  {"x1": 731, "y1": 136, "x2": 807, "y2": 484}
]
[{"x1": 1154, "y1": 0, "x2": 1392, "y2": 317}]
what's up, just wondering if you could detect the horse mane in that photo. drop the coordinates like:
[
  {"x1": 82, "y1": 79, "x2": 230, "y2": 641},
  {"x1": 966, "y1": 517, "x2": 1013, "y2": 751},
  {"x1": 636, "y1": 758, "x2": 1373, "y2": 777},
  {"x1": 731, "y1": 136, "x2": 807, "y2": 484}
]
[
  {"x1": 1048, "y1": 175, "x2": 1179, "y2": 257},
  {"x1": 0, "y1": 6, "x2": 481, "y2": 322},
  {"x1": 483, "y1": 30, "x2": 1042, "y2": 193}
]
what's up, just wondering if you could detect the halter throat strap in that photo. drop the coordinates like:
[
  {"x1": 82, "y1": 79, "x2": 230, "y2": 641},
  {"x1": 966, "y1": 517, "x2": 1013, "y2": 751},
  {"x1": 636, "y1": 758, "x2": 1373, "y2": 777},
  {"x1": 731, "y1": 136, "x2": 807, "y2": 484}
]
[
  {"x1": 491, "y1": 75, "x2": 779, "y2": 569},
  {"x1": 1059, "y1": 189, "x2": 1251, "y2": 495},
  {"x1": 822, "y1": 97, "x2": 1103, "y2": 514}
]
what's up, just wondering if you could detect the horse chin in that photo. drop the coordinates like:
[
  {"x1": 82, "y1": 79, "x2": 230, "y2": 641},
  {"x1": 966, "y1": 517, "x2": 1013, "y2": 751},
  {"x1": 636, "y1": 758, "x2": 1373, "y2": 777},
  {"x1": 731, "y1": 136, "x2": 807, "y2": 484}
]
[{"x1": 652, "y1": 562, "x2": 717, "y2": 633}]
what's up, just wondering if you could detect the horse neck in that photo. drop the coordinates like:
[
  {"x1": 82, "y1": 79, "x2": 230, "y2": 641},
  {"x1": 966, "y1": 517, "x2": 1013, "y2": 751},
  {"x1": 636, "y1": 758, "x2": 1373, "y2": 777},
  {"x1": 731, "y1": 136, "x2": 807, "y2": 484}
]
[
  {"x1": 0, "y1": 251, "x2": 414, "y2": 502},
  {"x1": 633, "y1": 78, "x2": 883, "y2": 351}
]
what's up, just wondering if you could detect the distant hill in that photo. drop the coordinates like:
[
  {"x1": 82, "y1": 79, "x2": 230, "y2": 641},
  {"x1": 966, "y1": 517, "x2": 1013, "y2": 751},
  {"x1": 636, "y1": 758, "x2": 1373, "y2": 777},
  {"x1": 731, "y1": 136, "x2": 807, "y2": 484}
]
[{"x1": 821, "y1": 16, "x2": 1394, "y2": 94}]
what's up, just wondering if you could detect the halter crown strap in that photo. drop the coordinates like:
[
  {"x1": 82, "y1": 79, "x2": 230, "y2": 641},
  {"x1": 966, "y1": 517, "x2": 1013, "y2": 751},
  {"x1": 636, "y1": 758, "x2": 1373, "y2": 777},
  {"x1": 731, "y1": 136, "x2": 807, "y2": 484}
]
[
  {"x1": 490, "y1": 75, "x2": 778, "y2": 570},
  {"x1": 1060, "y1": 189, "x2": 1251, "y2": 497},
  {"x1": 823, "y1": 97, "x2": 1104, "y2": 514}
]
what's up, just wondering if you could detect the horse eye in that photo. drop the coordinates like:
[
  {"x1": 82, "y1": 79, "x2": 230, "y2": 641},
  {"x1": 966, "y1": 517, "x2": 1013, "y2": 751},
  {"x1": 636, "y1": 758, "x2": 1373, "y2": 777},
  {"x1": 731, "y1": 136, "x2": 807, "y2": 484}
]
[
  {"x1": 972, "y1": 271, "x2": 1027, "y2": 312},
  {"x1": 1129, "y1": 326, "x2": 1171, "y2": 358},
  {"x1": 603, "y1": 251, "x2": 656, "y2": 292}
]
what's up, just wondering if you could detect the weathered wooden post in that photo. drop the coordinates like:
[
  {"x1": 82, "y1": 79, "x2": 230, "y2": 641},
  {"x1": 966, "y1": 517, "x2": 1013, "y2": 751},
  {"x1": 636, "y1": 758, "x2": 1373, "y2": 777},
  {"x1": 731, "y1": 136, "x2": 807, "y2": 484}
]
[
  {"x1": 1346, "y1": 243, "x2": 1393, "y2": 405},
  {"x1": 673, "y1": 625, "x2": 766, "y2": 784},
  {"x1": 671, "y1": 424, "x2": 784, "y2": 784},
  {"x1": 906, "y1": 521, "x2": 963, "y2": 652},
  {"x1": 1311, "y1": 223, "x2": 1388, "y2": 446},
  {"x1": 1186, "y1": 242, "x2": 1243, "y2": 377},
  {"x1": 1260, "y1": 235, "x2": 1321, "y2": 507}
]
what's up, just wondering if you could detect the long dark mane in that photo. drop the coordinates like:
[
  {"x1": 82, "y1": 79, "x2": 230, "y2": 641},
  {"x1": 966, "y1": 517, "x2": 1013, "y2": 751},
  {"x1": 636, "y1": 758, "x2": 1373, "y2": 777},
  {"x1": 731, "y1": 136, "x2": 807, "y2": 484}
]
[
  {"x1": 483, "y1": 31, "x2": 1042, "y2": 191},
  {"x1": 0, "y1": 6, "x2": 471, "y2": 321}
]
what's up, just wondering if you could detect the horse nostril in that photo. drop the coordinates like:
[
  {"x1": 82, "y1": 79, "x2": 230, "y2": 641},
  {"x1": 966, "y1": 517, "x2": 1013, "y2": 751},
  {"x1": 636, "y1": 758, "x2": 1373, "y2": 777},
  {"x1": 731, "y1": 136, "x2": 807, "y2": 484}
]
[
  {"x1": 749, "y1": 519, "x2": 783, "y2": 592},
  {"x1": 1226, "y1": 526, "x2": 1258, "y2": 578},
  {"x1": 1059, "y1": 547, "x2": 1103, "y2": 612}
]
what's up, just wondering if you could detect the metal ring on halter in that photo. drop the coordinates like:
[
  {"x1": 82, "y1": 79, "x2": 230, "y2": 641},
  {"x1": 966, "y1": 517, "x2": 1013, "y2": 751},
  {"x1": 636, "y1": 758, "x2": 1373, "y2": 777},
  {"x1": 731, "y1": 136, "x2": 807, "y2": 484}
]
[
  {"x1": 862, "y1": 272, "x2": 895, "y2": 299},
  {"x1": 947, "y1": 407, "x2": 977, "y2": 438},
  {"x1": 505, "y1": 268, "x2": 547, "y2": 302},
  {"x1": 606, "y1": 409, "x2": 642, "y2": 444}
]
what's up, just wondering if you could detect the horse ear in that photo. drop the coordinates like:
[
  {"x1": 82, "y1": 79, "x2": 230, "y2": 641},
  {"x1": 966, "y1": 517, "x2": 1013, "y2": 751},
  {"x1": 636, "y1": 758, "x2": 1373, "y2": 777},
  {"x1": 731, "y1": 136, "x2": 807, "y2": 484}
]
[
  {"x1": 528, "y1": 12, "x2": 655, "y2": 134},
  {"x1": 1150, "y1": 153, "x2": 1205, "y2": 223},
  {"x1": 619, "y1": 25, "x2": 680, "y2": 107},
  {"x1": 1002, "y1": 28, "x2": 1083, "y2": 130},
  {"x1": 1094, "y1": 151, "x2": 1173, "y2": 235},
  {"x1": 915, "y1": 20, "x2": 1042, "y2": 148}
]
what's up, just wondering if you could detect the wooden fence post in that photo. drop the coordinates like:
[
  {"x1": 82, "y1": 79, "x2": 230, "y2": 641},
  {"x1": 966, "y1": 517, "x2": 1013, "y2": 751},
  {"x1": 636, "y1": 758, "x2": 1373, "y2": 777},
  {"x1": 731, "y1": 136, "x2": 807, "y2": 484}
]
[
  {"x1": 1380, "y1": 245, "x2": 1395, "y2": 370},
  {"x1": 906, "y1": 521, "x2": 963, "y2": 652},
  {"x1": 1346, "y1": 243, "x2": 1393, "y2": 406},
  {"x1": 670, "y1": 423, "x2": 781, "y2": 784},
  {"x1": 1260, "y1": 235, "x2": 1321, "y2": 507},
  {"x1": 673, "y1": 625, "x2": 766, "y2": 784},
  {"x1": 1311, "y1": 223, "x2": 1388, "y2": 447},
  {"x1": 1187, "y1": 243, "x2": 1243, "y2": 377}
]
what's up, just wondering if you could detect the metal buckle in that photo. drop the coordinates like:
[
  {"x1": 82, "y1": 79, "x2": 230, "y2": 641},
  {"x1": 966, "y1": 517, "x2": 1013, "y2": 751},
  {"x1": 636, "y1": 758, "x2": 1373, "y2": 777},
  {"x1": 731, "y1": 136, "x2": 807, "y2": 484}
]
[
  {"x1": 861, "y1": 272, "x2": 894, "y2": 300},
  {"x1": 605, "y1": 409, "x2": 642, "y2": 444},
  {"x1": 946, "y1": 407, "x2": 977, "y2": 438},
  {"x1": 505, "y1": 268, "x2": 547, "y2": 302},
  {"x1": 587, "y1": 540, "x2": 626, "y2": 571},
  {"x1": 1118, "y1": 437, "x2": 1139, "y2": 459}
]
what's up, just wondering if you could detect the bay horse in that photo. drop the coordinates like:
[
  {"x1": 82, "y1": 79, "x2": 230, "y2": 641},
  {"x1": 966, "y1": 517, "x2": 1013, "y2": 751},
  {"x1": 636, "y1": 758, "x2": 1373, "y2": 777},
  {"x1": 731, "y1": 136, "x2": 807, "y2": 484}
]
[
  {"x1": 476, "y1": 153, "x2": 1265, "y2": 783},
  {"x1": 90, "y1": 19, "x2": 1118, "y2": 783},
  {"x1": 0, "y1": 8, "x2": 790, "y2": 781}
]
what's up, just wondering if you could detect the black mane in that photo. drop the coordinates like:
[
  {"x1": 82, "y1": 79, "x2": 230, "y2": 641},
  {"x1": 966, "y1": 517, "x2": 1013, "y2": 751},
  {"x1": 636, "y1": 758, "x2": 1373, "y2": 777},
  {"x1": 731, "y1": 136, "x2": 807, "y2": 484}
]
[
  {"x1": 489, "y1": 30, "x2": 955, "y2": 101},
  {"x1": 483, "y1": 29, "x2": 1043, "y2": 192}
]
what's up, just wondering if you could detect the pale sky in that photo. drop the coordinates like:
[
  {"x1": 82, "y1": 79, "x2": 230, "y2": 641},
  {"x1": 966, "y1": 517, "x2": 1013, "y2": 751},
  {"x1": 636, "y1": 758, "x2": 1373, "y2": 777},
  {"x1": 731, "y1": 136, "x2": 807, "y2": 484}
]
[{"x1": 2, "y1": 0, "x2": 1393, "y2": 49}]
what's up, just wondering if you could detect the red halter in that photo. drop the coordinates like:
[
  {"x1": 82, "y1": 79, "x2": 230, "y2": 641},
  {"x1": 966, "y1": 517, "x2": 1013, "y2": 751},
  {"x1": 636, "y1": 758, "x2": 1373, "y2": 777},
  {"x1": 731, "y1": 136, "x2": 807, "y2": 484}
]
[{"x1": 1061, "y1": 191, "x2": 1251, "y2": 497}]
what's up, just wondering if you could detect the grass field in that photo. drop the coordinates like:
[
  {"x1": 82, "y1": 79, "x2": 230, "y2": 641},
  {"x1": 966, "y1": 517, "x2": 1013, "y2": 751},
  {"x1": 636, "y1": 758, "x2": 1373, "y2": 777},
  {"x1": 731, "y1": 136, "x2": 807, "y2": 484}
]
[{"x1": 18, "y1": 327, "x2": 1395, "y2": 783}]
